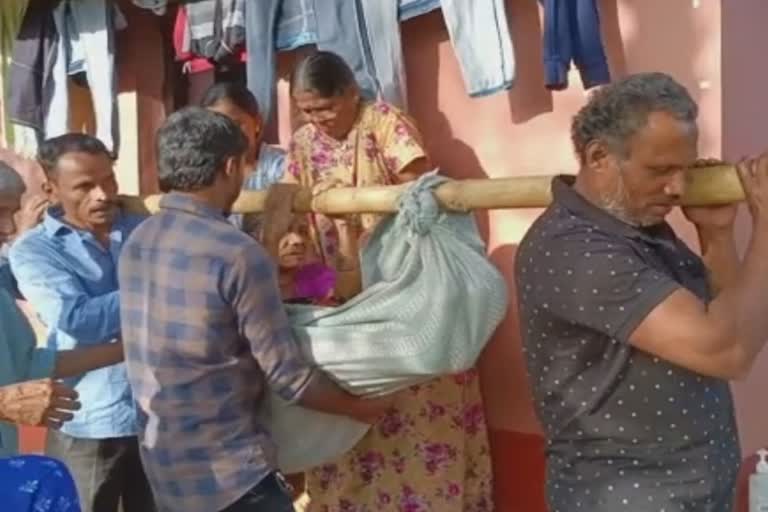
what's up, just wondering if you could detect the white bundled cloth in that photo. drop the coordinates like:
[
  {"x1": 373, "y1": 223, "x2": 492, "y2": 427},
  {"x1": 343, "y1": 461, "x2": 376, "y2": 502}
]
[{"x1": 264, "y1": 173, "x2": 509, "y2": 473}]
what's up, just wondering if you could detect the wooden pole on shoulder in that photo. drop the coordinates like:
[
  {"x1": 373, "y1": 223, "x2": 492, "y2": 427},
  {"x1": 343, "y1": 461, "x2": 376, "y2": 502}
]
[{"x1": 119, "y1": 165, "x2": 743, "y2": 215}]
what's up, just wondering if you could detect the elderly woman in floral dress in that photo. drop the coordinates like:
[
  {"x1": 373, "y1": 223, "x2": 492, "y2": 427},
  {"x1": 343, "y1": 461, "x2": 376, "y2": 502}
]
[{"x1": 284, "y1": 51, "x2": 493, "y2": 512}]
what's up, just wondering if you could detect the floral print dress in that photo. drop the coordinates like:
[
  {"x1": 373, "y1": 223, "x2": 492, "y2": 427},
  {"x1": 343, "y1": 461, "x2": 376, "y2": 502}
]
[{"x1": 286, "y1": 101, "x2": 494, "y2": 512}]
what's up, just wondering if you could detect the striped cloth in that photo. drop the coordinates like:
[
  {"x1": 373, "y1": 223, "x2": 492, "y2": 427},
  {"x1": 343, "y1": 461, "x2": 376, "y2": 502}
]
[{"x1": 185, "y1": 0, "x2": 246, "y2": 61}]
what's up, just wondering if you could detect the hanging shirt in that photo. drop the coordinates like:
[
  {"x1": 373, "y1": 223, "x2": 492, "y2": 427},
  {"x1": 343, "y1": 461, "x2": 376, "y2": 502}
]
[{"x1": 9, "y1": 207, "x2": 145, "y2": 440}]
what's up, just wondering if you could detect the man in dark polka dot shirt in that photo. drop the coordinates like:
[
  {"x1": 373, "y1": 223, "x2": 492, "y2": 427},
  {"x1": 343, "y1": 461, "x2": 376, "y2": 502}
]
[{"x1": 516, "y1": 72, "x2": 768, "y2": 512}]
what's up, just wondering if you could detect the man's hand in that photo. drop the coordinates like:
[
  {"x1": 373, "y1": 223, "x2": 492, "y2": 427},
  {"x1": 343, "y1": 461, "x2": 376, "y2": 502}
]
[
  {"x1": 16, "y1": 194, "x2": 48, "y2": 235},
  {"x1": 736, "y1": 153, "x2": 768, "y2": 225},
  {"x1": 683, "y1": 158, "x2": 739, "y2": 232},
  {"x1": 0, "y1": 379, "x2": 80, "y2": 429},
  {"x1": 346, "y1": 392, "x2": 402, "y2": 425},
  {"x1": 260, "y1": 183, "x2": 302, "y2": 244}
]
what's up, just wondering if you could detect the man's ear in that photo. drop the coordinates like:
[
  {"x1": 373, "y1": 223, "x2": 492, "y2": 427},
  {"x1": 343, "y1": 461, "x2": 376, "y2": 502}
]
[
  {"x1": 41, "y1": 180, "x2": 53, "y2": 198},
  {"x1": 584, "y1": 140, "x2": 618, "y2": 175},
  {"x1": 223, "y1": 155, "x2": 245, "y2": 182}
]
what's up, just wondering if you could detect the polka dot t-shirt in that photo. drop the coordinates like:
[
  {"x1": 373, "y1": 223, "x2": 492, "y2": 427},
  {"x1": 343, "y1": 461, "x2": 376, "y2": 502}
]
[{"x1": 515, "y1": 176, "x2": 740, "y2": 512}]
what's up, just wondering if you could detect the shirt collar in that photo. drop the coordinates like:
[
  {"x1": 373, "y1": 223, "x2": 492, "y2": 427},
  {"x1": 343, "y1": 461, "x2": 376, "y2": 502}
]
[
  {"x1": 159, "y1": 192, "x2": 228, "y2": 221},
  {"x1": 42, "y1": 205, "x2": 126, "y2": 241},
  {"x1": 552, "y1": 175, "x2": 677, "y2": 244}
]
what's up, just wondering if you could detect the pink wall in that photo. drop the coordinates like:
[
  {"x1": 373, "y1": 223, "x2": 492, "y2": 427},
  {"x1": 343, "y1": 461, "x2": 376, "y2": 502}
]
[
  {"x1": 722, "y1": 0, "x2": 768, "y2": 460},
  {"x1": 281, "y1": 1, "x2": 739, "y2": 509}
]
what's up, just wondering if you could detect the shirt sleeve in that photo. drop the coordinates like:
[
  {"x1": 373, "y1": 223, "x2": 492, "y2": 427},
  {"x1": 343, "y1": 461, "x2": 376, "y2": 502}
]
[
  {"x1": 228, "y1": 243, "x2": 315, "y2": 402},
  {"x1": 375, "y1": 103, "x2": 428, "y2": 177},
  {"x1": 518, "y1": 231, "x2": 681, "y2": 344},
  {"x1": 0, "y1": 289, "x2": 55, "y2": 383},
  {"x1": 9, "y1": 238, "x2": 121, "y2": 345}
]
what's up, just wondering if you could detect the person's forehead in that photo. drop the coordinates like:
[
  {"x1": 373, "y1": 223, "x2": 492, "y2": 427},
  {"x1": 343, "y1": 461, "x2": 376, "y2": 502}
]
[
  {"x1": 54, "y1": 152, "x2": 114, "y2": 179},
  {"x1": 294, "y1": 91, "x2": 338, "y2": 108},
  {"x1": 628, "y1": 112, "x2": 697, "y2": 162},
  {"x1": 209, "y1": 100, "x2": 255, "y2": 122}
]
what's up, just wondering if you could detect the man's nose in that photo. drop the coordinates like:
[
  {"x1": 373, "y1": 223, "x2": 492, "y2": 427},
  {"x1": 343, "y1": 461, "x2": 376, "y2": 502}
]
[{"x1": 664, "y1": 171, "x2": 686, "y2": 198}]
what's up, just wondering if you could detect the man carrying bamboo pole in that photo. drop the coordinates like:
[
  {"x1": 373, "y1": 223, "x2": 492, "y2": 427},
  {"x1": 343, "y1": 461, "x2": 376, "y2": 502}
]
[{"x1": 516, "y1": 72, "x2": 768, "y2": 511}]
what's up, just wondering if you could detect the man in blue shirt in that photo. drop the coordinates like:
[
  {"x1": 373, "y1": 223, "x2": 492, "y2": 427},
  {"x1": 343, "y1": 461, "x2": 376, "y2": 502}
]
[
  {"x1": 0, "y1": 160, "x2": 124, "y2": 455},
  {"x1": 9, "y1": 134, "x2": 154, "y2": 512}
]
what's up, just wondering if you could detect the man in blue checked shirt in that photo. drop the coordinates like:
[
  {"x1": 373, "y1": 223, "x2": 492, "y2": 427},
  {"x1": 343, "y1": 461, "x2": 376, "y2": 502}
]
[
  {"x1": 119, "y1": 107, "x2": 394, "y2": 512},
  {"x1": 9, "y1": 134, "x2": 155, "y2": 512}
]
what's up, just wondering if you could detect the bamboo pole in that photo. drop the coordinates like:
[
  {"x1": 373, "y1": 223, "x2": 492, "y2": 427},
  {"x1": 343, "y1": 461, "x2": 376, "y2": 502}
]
[{"x1": 119, "y1": 165, "x2": 744, "y2": 215}]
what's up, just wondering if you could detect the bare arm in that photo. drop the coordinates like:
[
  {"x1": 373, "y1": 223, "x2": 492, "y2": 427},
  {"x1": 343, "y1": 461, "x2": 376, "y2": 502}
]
[
  {"x1": 696, "y1": 226, "x2": 740, "y2": 294},
  {"x1": 630, "y1": 155, "x2": 768, "y2": 379},
  {"x1": 333, "y1": 220, "x2": 362, "y2": 299},
  {"x1": 53, "y1": 342, "x2": 124, "y2": 379},
  {"x1": 297, "y1": 372, "x2": 396, "y2": 424}
]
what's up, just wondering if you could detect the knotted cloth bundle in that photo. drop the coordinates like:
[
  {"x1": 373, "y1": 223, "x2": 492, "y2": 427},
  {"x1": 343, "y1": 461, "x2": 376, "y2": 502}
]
[{"x1": 264, "y1": 172, "x2": 509, "y2": 473}]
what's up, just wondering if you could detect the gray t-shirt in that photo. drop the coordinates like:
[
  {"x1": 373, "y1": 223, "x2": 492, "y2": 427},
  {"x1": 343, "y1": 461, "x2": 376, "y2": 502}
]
[{"x1": 515, "y1": 176, "x2": 740, "y2": 512}]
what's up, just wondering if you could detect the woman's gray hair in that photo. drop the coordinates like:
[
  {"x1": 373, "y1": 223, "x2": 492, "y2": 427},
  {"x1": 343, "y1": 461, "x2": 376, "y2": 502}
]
[
  {"x1": 0, "y1": 162, "x2": 26, "y2": 198},
  {"x1": 571, "y1": 72, "x2": 698, "y2": 163}
]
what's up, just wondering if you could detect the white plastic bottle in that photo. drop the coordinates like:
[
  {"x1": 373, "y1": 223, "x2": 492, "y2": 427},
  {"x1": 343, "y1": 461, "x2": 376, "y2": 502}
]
[{"x1": 751, "y1": 449, "x2": 768, "y2": 512}]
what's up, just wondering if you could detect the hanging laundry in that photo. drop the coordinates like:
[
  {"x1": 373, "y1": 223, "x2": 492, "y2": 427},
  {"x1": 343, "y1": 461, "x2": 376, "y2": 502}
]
[
  {"x1": 6, "y1": 0, "x2": 58, "y2": 156},
  {"x1": 131, "y1": 0, "x2": 168, "y2": 16},
  {"x1": 8, "y1": 0, "x2": 122, "y2": 155},
  {"x1": 0, "y1": 0, "x2": 29, "y2": 149},
  {"x1": 245, "y1": 0, "x2": 379, "y2": 122},
  {"x1": 186, "y1": 0, "x2": 247, "y2": 62},
  {"x1": 358, "y1": 0, "x2": 408, "y2": 109},
  {"x1": 399, "y1": 0, "x2": 441, "y2": 21},
  {"x1": 173, "y1": 5, "x2": 246, "y2": 75},
  {"x1": 357, "y1": 0, "x2": 516, "y2": 102},
  {"x1": 440, "y1": 0, "x2": 516, "y2": 97},
  {"x1": 541, "y1": 0, "x2": 611, "y2": 90}
]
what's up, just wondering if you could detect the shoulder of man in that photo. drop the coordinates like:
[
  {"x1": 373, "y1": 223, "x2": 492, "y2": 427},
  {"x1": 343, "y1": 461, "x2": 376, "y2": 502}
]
[
  {"x1": 8, "y1": 224, "x2": 52, "y2": 260},
  {"x1": 516, "y1": 204, "x2": 636, "y2": 280}
]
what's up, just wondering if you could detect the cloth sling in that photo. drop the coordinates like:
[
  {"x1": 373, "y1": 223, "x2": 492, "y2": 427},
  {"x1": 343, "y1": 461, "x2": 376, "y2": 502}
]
[{"x1": 263, "y1": 172, "x2": 509, "y2": 473}]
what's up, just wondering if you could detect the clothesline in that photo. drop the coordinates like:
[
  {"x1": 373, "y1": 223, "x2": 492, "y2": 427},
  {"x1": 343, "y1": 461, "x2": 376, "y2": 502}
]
[{"x1": 120, "y1": 164, "x2": 744, "y2": 215}]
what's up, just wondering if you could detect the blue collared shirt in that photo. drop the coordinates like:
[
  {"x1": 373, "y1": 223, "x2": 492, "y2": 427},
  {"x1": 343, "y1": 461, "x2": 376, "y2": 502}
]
[{"x1": 9, "y1": 207, "x2": 146, "y2": 439}]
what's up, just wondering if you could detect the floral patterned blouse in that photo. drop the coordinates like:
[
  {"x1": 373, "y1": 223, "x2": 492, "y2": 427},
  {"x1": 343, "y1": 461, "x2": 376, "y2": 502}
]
[
  {"x1": 286, "y1": 102, "x2": 493, "y2": 512},
  {"x1": 286, "y1": 101, "x2": 427, "y2": 264}
]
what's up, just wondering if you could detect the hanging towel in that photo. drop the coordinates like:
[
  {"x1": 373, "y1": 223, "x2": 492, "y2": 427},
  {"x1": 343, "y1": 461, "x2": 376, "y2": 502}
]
[{"x1": 263, "y1": 172, "x2": 509, "y2": 473}]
